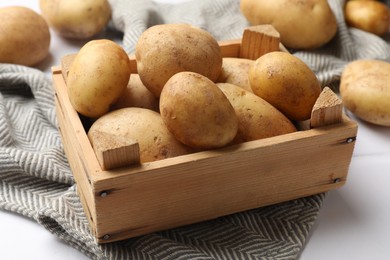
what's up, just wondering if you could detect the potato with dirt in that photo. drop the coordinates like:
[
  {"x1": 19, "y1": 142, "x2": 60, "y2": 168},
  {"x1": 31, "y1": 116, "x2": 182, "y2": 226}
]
[
  {"x1": 217, "y1": 83, "x2": 297, "y2": 143},
  {"x1": 340, "y1": 59, "x2": 390, "y2": 126},
  {"x1": 249, "y1": 51, "x2": 321, "y2": 121},
  {"x1": 136, "y1": 24, "x2": 222, "y2": 97},
  {"x1": 67, "y1": 39, "x2": 131, "y2": 118},
  {"x1": 160, "y1": 72, "x2": 238, "y2": 149}
]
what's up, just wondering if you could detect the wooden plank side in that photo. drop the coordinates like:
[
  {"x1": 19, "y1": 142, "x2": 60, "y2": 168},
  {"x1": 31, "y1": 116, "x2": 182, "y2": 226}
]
[
  {"x1": 55, "y1": 104, "x2": 97, "y2": 235},
  {"x1": 93, "y1": 120, "x2": 357, "y2": 242},
  {"x1": 52, "y1": 67, "x2": 101, "y2": 235},
  {"x1": 239, "y1": 25, "x2": 280, "y2": 60},
  {"x1": 311, "y1": 87, "x2": 344, "y2": 128},
  {"x1": 52, "y1": 67, "x2": 102, "y2": 174},
  {"x1": 219, "y1": 39, "x2": 241, "y2": 58}
]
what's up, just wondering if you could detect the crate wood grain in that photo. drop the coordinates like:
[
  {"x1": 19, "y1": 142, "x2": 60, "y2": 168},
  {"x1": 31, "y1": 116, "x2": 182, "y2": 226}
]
[{"x1": 52, "y1": 25, "x2": 358, "y2": 243}]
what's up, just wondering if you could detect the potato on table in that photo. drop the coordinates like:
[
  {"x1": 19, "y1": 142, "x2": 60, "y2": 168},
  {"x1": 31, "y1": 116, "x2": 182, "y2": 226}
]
[
  {"x1": 344, "y1": 0, "x2": 390, "y2": 36},
  {"x1": 136, "y1": 24, "x2": 222, "y2": 97},
  {"x1": 40, "y1": 0, "x2": 111, "y2": 39},
  {"x1": 0, "y1": 6, "x2": 50, "y2": 66},
  {"x1": 240, "y1": 0, "x2": 338, "y2": 49},
  {"x1": 340, "y1": 59, "x2": 390, "y2": 126}
]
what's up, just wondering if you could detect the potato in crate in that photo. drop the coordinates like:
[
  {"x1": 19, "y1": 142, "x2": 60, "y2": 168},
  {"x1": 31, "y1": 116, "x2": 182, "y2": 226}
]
[{"x1": 52, "y1": 25, "x2": 357, "y2": 243}]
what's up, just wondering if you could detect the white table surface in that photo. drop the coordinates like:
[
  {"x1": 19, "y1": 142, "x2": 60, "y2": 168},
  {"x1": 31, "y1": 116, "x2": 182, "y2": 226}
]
[{"x1": 1, "y1": 1, "x2": 389, "y2": 259}]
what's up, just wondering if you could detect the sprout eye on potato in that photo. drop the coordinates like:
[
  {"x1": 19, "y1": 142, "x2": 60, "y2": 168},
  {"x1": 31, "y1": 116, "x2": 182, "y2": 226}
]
[
  {"x1": 135, "y1": 24, "x2": 223, "y2": 97},
  {"x1": 67, "y1": 39, "x2": 131, "y2": 118},
  {"x1": 0, "y1": 6, "x2": 50, "y2": 66}
]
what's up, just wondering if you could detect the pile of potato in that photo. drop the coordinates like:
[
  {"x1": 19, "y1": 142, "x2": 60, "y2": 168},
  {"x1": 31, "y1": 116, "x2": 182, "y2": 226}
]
[
  {"x1": 67, "y1": 23, "x2": 323, "y2": 164},
  {"x1": 240, "y1": 0, "x2": 390, "y2": 127}
]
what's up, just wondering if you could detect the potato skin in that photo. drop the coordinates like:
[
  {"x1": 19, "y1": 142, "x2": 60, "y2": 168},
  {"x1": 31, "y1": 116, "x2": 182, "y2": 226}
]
[
  {"x1": 240, "y1": 0, "x2": 337, "y2": 49},
  {"x1": 217, "y1": 58, "x2": 254, "y2": 92},
  {"x1": 160, "y1": 72, "x2": 238, "y2": 149},
  {"x1": 344, "y1": 0, "x2": 390, "y2": 36},
  {"x1": 136, "y1": 24, "x2": 222, "y2": 97},
  {"x1": 111, "y1": 74, "x2": 159, "y2": 112},
  {"x1": 39, "y1": 0, "x2": 111, "y2": 39},
  {"x1": 67, "y1": 39, "x2": 131, "y2": 118},
  {"x1": 217, "y1": 83, "x2": 297, "y2": 143},
  {"x1": 88, "y1": 108, "x2": 193, "y2": 163},
  {"x1": 249, "y1": 51, "x2": 321, "y2": 121},
  {"x1": 340, "y1": 59, "x2": 390, "y2": 126},
  {"x1": 0, "y1": 6, "x2": 50, "y2": 66}
]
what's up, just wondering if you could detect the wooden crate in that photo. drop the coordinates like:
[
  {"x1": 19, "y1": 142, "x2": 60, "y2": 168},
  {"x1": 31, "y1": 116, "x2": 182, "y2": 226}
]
[{"x1": 52, "y1": 25, "x2": 358, "y2": 243}]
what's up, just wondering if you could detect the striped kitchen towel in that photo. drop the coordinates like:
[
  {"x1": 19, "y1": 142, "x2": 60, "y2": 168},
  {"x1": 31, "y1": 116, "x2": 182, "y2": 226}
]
[{"x1": 1, "y1": 0, "x2": 390, "y2": 259}]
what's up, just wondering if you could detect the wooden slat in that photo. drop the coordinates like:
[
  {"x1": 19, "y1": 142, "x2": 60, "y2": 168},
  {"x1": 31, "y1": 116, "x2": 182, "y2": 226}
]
[
  {"x1": 93, "y1": 118, "x2": 357, "y2": 242},
  {"x1": 311, "y1": 87, "x2": 344, "y2": 128},
  {"x1": 219, "y1": 39, "x2": 241, "y2": 58},
  {"x1": 128, "y1": 54, "x2": 137, "y2": 74},
  {"x1": 60, "y1": 54, "x2": 76, "y2": 83},
  {"x1": 89, "y1": 130, "x2": 140, "y2": 170},
  {"x1": 240, "y1": 25, "x2": 280, "y2": 60},
  {"x1": 52, "y1": 66, "x2": 102, "y2": 237}
]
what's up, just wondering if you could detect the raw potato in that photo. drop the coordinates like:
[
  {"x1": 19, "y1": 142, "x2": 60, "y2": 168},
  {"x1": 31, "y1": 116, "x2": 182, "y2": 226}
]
[
  {"x1": 112, "y1": 74, "x2": 159, "y2": 112},
  {"x1": 217, "y1": 83, "x2": 297, "y2": 143},
  {"x1": 240, "y1": 0, "x2": 337, "y2": 49},
  {"x1": 344, "y1": 0, "x2": 390, "y2": 36},
  {"x1": 88, "y1": 108, "x2": 193, "y2": 163},
  {"x1": 249, "y1": 51, "x2": 321, "y2": 121},
  {"x1": 39, "y1": 0, "x2": 111, "y2": 39},
  {"x1": 217, "y1": 58, "x2": 254, "y2": 92},
  {"x1": 67, "y1": 39, "x2": 131, "y2": 118},
  {"x1": 0, "y1": 6, "x2": 50, "y2": 66},
  {"x1": 340, "y1": 59, "x2": 390, "y2": 126},
  {"x1": 136, "y1": 24, "x2": 222, "y2": 97},
  {"x1": 160, "y1": 72, "x2": 238, "y2": 149}
]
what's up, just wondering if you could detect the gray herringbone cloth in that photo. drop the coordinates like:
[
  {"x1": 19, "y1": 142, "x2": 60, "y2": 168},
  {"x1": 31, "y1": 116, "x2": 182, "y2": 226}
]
[{"x1": 1, "y1": 0, "x2": 389, "y2": 259}]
